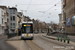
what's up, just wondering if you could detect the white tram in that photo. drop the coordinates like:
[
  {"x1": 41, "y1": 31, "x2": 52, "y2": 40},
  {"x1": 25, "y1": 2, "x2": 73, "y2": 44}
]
[{"x1": 21, "y1": 21, "x2": 33, "y2": 40}]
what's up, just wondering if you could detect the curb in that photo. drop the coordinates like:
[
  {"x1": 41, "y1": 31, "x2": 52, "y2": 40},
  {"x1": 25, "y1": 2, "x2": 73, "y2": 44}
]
[
  {"x1": 6, "y1": 38, "x2": 21, "y2": 41},
  {"x1": 42, "y1": 35, "x2": 57, "y2": 40},
  {"x1": 6, "y1": 36, "x2": 21, "y2": 41}
]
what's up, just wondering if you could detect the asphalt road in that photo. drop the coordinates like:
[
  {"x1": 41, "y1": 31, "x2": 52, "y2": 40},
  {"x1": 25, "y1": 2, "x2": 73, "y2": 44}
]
[
  {"x1": 32, "y1": 34, "x2": 74, "y2": 50},
  {"x1": 0, "y1": 37, "x2": 17, "y2": 50}
]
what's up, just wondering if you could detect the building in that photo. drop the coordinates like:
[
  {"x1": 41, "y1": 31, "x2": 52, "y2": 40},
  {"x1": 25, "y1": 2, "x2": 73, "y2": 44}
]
[
  {"x1": 0, "y1": 24, "x2": 1, "y2": 35},
  {"x1": 62, "y1": 0, "x2": 75, "y2": 34},
  {"x1": 17, "y1": 12, "x2": 22, "y2": 36},
  {"x1": 7, "y1": 7, "x2": 17, "y2": 33},
  {"x1": 24, "y1": 16, "x2": 31, "y2": 21},
  {"x1": 0, "y1": 6, "x2": 9, "y2": 35},
  {"x1": 59, "y1": 13, "x2": 63, "y2": 29},
  {"x1": 0, "y1": 7, "x2": 5, "y2": 35}
]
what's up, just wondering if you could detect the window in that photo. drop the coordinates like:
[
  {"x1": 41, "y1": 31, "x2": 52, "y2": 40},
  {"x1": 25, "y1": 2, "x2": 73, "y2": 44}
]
[
  {"x1": 13, "y1": 23, "x2": 15, "y2": 28},
  {"x1": 62, "y1": 5, "x2": 65, "y2": 8},
  {"x1": 62, "y1": 17, "x2": 64, "y2": 21},
  {"x1": 10, "y1": 10, "x2": 12, "y2": 14},
  {"x1": 22, "y1": 24, "x2": 33, "y2": 33},
  {"x1": 62, "y1": 0, "x2": 65, "y2": 2},
  {"x1": 26, "y1": 26, "x2": 31, "y2": 33},
  {"x1": 10, "y1": 16, "x2": 12, "y2": 21},
  {"x1": 18, "y1": 23, "x2": 20, "y2": 28},
  {"x1": 2, "y1": 18, "x2": 3, "y2": 24},
  {"x1": 13, "y1": 16, "x2": 15, "y2": 21},
  {"x1": 10, "y1": 23, "x2": 12, "y2": 28},
  {"x1": 1, "y1": 11, "x2": 3, "y2": 16},
  {"x1": 13, "y1": 10, "x2": 15, "y2": 14},
  {"x1": 66, "y1": 18, "x2": 70, "y2": 26}
]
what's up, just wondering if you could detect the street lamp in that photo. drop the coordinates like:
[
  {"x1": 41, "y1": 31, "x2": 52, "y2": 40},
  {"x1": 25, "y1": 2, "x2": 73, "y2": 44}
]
[{"x1": 38, "y1": 11, "x2": 45, "y2": 17}]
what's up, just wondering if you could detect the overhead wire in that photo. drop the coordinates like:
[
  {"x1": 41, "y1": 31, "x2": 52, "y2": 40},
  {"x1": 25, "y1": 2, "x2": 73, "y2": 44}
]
[
  {"x1": 40, "y1": 1, "x2": 61, "y2": 17},
  {"x1": 26, "y1": 0, "x2": 32, "y2": 15},
  {"x1": 45, "y1": 1, "x2": 61, "y2": 13},
  {"x1": 26, "y1": 0, "x2": 32, "y2": 11},
  {"x1": 16, "y1": 4, "x2": 56, "y2": 5}
]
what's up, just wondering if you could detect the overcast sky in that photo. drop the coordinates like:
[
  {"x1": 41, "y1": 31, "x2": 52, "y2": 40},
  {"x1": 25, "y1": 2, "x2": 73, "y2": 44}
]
[{"x1": 0, "y1": 0, "x2": 61, "y2": 23}]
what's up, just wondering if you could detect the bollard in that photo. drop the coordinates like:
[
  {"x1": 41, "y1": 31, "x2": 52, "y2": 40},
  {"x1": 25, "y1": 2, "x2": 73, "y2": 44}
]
[
  {"x1": 67, "y1": 37, "x2": 70, "y2": 44},
  {"x1": 64, "y1": 37, "x2": 66, "y2": 43},
  {"x1": 60, "y1": 36, "x2": 62, "y2": 42},
  {"x1": 58, "y1": 36, "x2": 59, "y2": 41}
]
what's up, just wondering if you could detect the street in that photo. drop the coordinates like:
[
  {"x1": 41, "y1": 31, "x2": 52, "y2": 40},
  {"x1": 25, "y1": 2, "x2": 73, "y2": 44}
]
[
  {"x1": 1, "y1": 34, "x2": 74, "y2": 50},
  {"x1": 0, "y1": 0, "x2": 75, "y2": 50},
  {"x1": 0, "y1": 36, "x2": 16, "y2": 50}
]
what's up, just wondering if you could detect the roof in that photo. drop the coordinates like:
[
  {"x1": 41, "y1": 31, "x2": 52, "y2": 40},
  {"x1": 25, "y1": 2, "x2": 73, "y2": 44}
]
[
  {"x1": 0, "y1": 6, "x2": 7, "y2": 8},
  {"x1": 9, "y1": 7, "x2": 17, "y2": 11},
  {"x1": 22, "y1": 21, "x2": 33, "y2": 23}
]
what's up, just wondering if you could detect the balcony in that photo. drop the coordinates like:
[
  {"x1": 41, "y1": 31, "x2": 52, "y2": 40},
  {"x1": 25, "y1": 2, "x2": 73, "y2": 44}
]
[
  {"x1": 1, "y1": 24, "x2": 5, "y2": 26},
  {"x1": 62, "y1": 20, "x2": 66, "y2": 23},
  {"x1": 4, "y1": 12, "x2": 8, "y2": 16},
  {"x1": 62, "y1": 1, "x2": 65, "y2": 5},
  {"x1": 10, "y1": 27, "x2": 15, "y2": 30},
  {"x1": 2, "y1": 14, "x2": 4, "y2": 17},
  {"x1": 5, "y1": 18, "x2": 7, "y2": 22}
]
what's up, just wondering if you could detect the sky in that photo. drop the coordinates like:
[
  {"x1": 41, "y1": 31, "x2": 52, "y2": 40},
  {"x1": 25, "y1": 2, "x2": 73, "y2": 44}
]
[{"x1": 0, "y1": 0, "x2": 62, "y2": 23}]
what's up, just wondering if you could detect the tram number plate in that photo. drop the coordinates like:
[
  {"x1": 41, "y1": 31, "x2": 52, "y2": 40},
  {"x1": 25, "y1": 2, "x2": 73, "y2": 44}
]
[{"x1": 26, "y1": 34, "x2": 29, "y2": 37}]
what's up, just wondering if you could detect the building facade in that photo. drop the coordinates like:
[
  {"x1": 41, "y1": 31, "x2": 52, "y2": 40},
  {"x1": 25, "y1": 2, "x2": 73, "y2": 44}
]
[
  {"x1": 7, "y1": 7, "x2": 17, "y2": 33},
  {"x1": 59, "y1": 13, "x2": 63, "y2": 29},
  {"x1": 0, "y1": 6, "x2": 9, "y2": 35},
  {"x1": 0, "y1": 7, "x2": 5, "y2": 35},
  {"x1": 62, "y1": 0, "x2": 75, "y2": 34},
  {"x1": 17, "y1": 12, "x2": 22, "y2": 35}
]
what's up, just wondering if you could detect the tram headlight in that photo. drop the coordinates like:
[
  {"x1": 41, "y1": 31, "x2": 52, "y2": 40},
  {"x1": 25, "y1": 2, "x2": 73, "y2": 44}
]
[
  {"x1": 31, "y1": 34, "x2": 33, "y2": 36},
  {"x1": 22, "y1": 34, "x2": 24, "y2": 36}
]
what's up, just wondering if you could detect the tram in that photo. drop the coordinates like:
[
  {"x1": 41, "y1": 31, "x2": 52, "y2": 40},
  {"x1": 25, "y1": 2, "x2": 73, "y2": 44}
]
[{"x1": 21, "y1": 21, "x2": 33, "y2": 40}]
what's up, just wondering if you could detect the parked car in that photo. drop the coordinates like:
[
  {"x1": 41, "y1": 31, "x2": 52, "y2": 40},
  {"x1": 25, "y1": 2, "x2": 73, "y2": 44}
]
[{"x1": 34, "y1": 31, "x2": 38, "y2": 34}]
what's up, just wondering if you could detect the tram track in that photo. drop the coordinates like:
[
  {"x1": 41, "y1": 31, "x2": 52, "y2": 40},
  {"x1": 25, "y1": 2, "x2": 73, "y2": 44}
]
[
  {"x1": 24, "y1": 40, "x2": 32, "y2": 50},
  {"x1": 24, "y1": 40, "x2": 42, "y2": 50}
]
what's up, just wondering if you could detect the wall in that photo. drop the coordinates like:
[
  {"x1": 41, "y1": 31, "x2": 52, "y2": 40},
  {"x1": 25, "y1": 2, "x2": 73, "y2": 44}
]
[{"x1": 65, "y1": 0, "x2": 75, "y2": 34}]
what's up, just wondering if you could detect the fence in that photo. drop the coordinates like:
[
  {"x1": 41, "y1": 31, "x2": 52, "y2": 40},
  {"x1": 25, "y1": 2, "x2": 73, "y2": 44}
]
[{"x1": 7, "y1": 33, "x2": 17, "y2": 39}]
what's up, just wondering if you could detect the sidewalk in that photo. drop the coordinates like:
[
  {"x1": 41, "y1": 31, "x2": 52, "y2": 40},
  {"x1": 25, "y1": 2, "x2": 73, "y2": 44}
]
[
  {"x1": 50, "y1": 33, "x2": 75, "y2": 42},
  {"x1": 0, "y1": 35, "x2": 7, "y2": 39},
  {"x1": 7, "y1": 36, "x2": 21, "y2": 41},
  {"x1": 6, "y1": 40, "x2": 29, "y2": 50},
  {"x1": 68, "y1": 35, "x2": 75, "y2": 42},
  {"x1": 42, "y1": 34, "x2": 75, "y2": 46}
]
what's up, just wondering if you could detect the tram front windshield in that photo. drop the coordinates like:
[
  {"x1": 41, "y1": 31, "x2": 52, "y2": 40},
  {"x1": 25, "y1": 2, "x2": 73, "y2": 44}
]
[{"x1": 22, "y1": 24, "x2": 33, "y2": 33}]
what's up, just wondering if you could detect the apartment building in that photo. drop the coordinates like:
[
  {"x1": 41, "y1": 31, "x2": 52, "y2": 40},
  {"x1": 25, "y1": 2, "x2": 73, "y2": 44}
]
[
  {"x1": 17, "y1": 12, "x2": 22, "y2": 35},
  {"x1": 7, "y1": 7, "x2": 17, "y2": 33},
  {"x1": 0, "y1": 7, "x2": 5, "y2": 35},
  {"x1": 24, "y1": 16, "x2": 31, "y2": 21},
  {"x1": 62, "y1": 0, "x2": 75, "y2": 34},
  {"x1": 59, "y1": 13, "x2": 63, "y2": 29},
  {"x1": 0, "y1": 24, "x2": 1, "y2": 35},
  {"x1": 0, "y1": 6, "x2": 9, "y2": 35}
]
